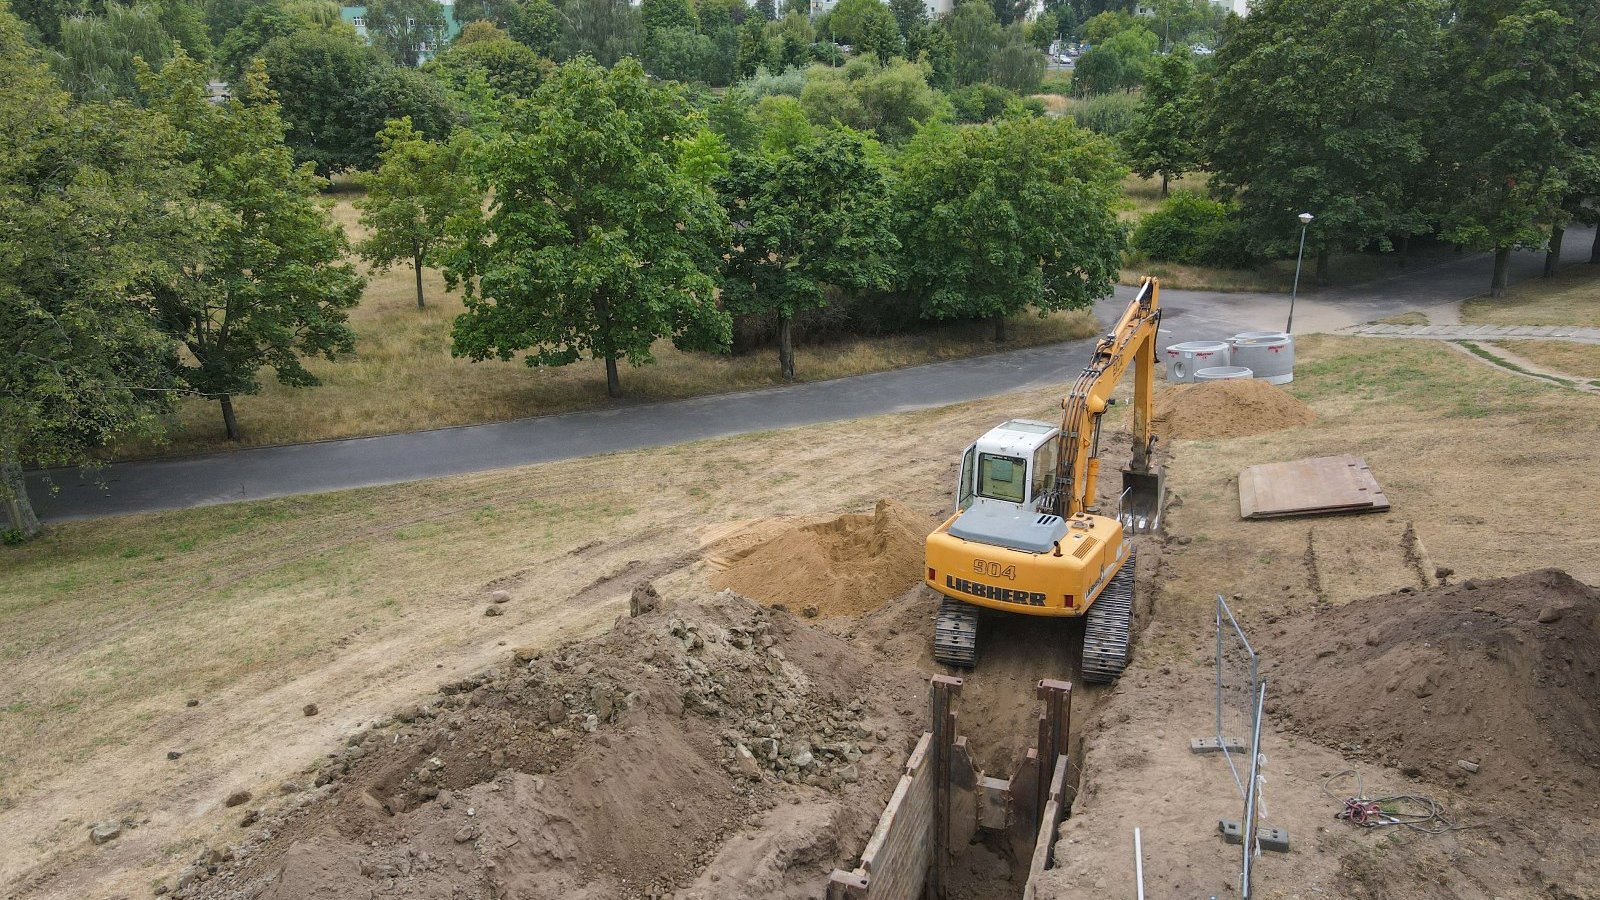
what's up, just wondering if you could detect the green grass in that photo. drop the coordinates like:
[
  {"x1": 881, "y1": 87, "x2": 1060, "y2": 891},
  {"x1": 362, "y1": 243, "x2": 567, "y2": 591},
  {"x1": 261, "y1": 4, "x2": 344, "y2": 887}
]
[
  {"x1": 1456, "y1": 341, "x2": 1577, "y2": 388},
  {"x1": 1286, "y1": 335, "x2": 1554, "y2": 418}
]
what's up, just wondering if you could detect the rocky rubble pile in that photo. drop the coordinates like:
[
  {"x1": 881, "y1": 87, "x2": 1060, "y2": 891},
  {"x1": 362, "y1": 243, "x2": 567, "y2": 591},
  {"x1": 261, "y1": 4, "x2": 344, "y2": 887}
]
[{"x1": 176, "y1": 588, "x2": 910, "y2": 900}]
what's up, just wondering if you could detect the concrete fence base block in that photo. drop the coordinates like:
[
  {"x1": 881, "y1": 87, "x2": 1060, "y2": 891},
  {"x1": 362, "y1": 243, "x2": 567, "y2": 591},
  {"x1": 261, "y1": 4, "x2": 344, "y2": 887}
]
[
  {"x1": 1258, "y1": 826, "x2": 1291, "y2": 852},
  {"x1": 1218, "y1": 819, "x2": 1243, "y2": 844},
  {"x1": 1190, "y1": 736, "x2": 1246, "y2": 754}
]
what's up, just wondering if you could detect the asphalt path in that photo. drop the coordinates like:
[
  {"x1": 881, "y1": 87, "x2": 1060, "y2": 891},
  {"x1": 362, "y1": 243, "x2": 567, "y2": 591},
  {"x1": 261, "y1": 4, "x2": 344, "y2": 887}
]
[{"x1": 26, "y1": 227, "x2": 1596, "y2": 523}]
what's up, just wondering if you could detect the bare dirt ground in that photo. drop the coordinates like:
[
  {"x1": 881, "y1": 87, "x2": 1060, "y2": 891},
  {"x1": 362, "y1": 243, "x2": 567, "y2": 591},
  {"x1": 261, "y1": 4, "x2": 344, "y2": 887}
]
[{"x1": 4, "y1": 335, "x2": 1600, "y2": 900}]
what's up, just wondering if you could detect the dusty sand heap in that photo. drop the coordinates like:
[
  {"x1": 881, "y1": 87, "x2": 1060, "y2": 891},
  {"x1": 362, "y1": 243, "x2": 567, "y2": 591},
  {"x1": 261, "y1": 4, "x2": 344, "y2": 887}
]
[
  {"x1": 1263, "y1": 569, "x2": 1600, "y2": 803},
  {"x1": 1153, "y1": 378, "x2": 1315, "y2": 439},
  {"x1": 181, "y1": 591, "x2": 922, "y2": 900},
  {"x1": 714, "y1": 499, "x2": 936, "y2": 618}
]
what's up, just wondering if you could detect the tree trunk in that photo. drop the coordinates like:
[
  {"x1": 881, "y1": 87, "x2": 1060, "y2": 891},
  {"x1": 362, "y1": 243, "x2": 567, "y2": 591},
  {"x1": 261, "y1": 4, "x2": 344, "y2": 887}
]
[
  {"x1": 414, "y1": 255, "x2": 426, "y2": 309},
  {"x1": 1591, "y1": 224, "x2": 1600, "y2": 264},
  {"x1": 220, "y1": 394, "x2": 242, "y2": 442},
  {"x1": 1544, "y1": 222, "x2": 1564, "y2": 277},
  {"x1": 1160, "y1": 172, "x2": 1169, "y2": 197},
  {"x1": 1, "y1": 445, "x2": 40, "y2": 539},
  {"x1": 1490, "y1": 247, "x2": 1511, "y2": 297},
  {"x1": 604, "y1": 356, "x2": 621, "y2": 398},
  {"x1": 1399, "y1": 234, "x2": 1411, "y2": 268},
  {"x1": 778, "y1": 314, "x2": 796, "y2": 382},
  {"x1": 1314, "y1": 249, "x2": 1330, "y2": 287},
  {"x1": 993, "y1": 314, "x2": 1008, "y2": 343}
]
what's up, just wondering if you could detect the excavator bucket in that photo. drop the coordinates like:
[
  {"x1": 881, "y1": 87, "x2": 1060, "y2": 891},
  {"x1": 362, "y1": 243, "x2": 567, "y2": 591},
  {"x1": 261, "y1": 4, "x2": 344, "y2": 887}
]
[{"x1": 1119, "y1": 466, "x2": 1166, "y2": 534}]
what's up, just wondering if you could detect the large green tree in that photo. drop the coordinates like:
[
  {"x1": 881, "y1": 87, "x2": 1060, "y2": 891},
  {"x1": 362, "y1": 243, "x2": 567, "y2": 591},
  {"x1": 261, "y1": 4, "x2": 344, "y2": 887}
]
[
  {"x1": 445, "y1": 58, "x2": 731, "y2": 398},
  {"x1": 825, "y1": 0, "x2": 901, "y2": 61},
  {"x1": 896, "y1": 117, "x2": 1126, "y2": 341},
  {"x1": 1434, "y1": 0, "x2": 1590, "y2": 294},
  {"x1": 356, "y1": 118, "x2": 479, "y2": 309},
  {"x1": 718, "y1": 130, "x2": 899, "y2": 380},
  {"x1": 1120, "y1": 45, "x2": 1200, "y2": 194},
  {"x1": 1207, "y1": 0, "x2": 1441, "y2": 283},
  {"x1": 260, "y1": 27, "x2": 455, "y2": 173},
  {"x1": 138, "y1": 53, "x2": 365, "y2": 441},
  {"x1": 1, "y1": 10, "x2": 189, "y2": 536},
  {"x1": 947, "y1": 1, "x2": 1001, "y2": 86}
]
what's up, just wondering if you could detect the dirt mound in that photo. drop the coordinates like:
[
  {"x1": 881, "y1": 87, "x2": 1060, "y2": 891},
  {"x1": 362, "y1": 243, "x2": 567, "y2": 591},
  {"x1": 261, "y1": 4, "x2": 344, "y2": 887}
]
[
  {"x1": 1263, "y1": 569, "x2": 1600, "y2": 803},
  {"x1": 1153, "y1": 378, "x2": 1315, "y2": 439},
  {"x1": 179, "y1": 592, "x2": 924, "y2": 900},
  {"x1": 713, "y1": 499, "x2": 937, "y2": 618}
]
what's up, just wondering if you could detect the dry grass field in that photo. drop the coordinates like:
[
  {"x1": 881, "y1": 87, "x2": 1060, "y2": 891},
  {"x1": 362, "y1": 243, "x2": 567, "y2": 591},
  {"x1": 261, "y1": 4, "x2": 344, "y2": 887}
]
[
  {"x1": 1462, "y1": 262, "x2": 1600, "y2": 327},
  {"x1": 1494, "y1": 339, "x2": 1600, "y2": 379}
]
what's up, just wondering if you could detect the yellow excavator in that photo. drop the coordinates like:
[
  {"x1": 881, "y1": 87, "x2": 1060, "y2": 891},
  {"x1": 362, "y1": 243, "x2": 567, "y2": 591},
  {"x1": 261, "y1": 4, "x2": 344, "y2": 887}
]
[{"x1": 924, "y1": 277, "x2": 1165, "y2": 682}]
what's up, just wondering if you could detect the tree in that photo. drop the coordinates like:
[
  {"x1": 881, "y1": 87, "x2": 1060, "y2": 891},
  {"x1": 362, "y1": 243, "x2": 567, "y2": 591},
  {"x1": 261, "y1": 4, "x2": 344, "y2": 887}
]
[
  {"x1": 801, "y1": 56, "x2": 951, "y2": 143},
  {"x1": 947, "y1": 0, "x2": 1001, "y2": 86},
  {"x1": 554, "y1": 0, "x2": 640, "y2": 66},
  {"x1": 356, "y1": 118, "x2": 478, "y2": 309},
  {"x1": 754, "y1": 0, "x2": 776, "y2": 21},
  {"x1": 719, "y1": 130, "x2": 899, "y2": 380},
  {"x1": 138, "y1": 54, "x2": 365, "y2": 441},
  {"x1": 218, "y1": 4, "x2": 304, "y2": 76},
  {"x1": 1434, "y1": 0, "x2": 1587, "y2": 295},
  {"x1": 1120, "y1": 45, "x2": 1200, "y2": 194},
  {"x1": 888, "y1": 0, "x2": 925, "y2": 38},
  {"x1": 1029, "y1": 10, "x2": 1059, "y2": 50},
  {"x1": 1208, "y1": 0, "x2": 1441, "y2": 283},
  {"x1": 49, "y1": 2, "x2": 175, "y2": 100},
  {"x1": 896, "y1": 117, "x2": 1126, "y2": 341},
  {"x1": 1072, "y1": 21, "x2": 1153, "y2": 94},
  {"x1": 826, "y1": 0, "x2": 901, "y2": 61},
  {"x1": 261, "y1": 28, "x2": 455, "y2": 173},
  {"x1": 425, "y1": 23, "x2": 551, "y2": 98},
  {"x1": 988, "y1": 24, "x2": 1042, "y2": 93},
  {"x1": 641, "y1": 0, "x2": 695, "y2": 33},
  {"x1": 365, "y1": 0, "x2": 447, "y2": 66},
  {"x1": 0, "y1": 10, "x2": 187, "y2": 537},
  {"x1": 645, "y1": 25, "x2": 715, "y2": 81},
  {"x1": 445, "y1": 58, "x2": 731, "y2": 398}
]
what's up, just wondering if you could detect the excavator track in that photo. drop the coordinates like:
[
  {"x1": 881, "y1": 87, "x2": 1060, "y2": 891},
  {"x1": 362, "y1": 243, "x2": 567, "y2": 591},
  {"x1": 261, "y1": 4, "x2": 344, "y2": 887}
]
[
  {"x1": 1081, "y1": 549, "x2": 1136, "y2": 684},
  {"x1": 933, "y1": 596, "x2": 980, "y2": 668}
]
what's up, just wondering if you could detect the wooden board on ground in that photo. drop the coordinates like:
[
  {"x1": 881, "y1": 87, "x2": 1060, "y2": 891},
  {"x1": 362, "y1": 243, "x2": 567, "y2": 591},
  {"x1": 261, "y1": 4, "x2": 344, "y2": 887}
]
[{"x1": 1239, "y1": 456, "x2": 1389, "y2": 519}]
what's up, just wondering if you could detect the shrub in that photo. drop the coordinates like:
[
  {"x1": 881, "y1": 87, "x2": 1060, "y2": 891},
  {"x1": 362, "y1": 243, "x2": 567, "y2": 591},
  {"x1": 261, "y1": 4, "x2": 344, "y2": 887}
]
[
  {"x1": 950, "y1": 82, "x2": 1016, "y2": 123},
  {"x1": 1132, "y1": 191, "x2": 1253, "y2": 268},
  {"x1": 1068, "y1": 92, "x2": 1138, "y2": 136},
  {"x1": 741, "y1": 64, "x2": 807, "y2": 99}
]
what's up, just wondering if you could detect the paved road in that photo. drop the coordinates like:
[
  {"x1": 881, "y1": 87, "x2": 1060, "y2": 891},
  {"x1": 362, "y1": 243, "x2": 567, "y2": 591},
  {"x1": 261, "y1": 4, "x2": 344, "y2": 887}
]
[{"x1": 27, "y1": 227, "x2": 1596, "y2": 523}]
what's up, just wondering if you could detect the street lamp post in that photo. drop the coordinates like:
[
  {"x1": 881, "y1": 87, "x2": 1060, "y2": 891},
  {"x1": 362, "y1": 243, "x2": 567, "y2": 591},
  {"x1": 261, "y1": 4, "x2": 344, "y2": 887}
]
[{"x1": 1286, "y1": 212, "x2": 1314, "y2": 334}]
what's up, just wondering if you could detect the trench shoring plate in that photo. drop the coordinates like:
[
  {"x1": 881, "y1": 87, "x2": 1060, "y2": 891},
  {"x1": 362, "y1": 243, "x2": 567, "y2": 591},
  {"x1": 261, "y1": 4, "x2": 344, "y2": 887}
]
[{"x1": 1238, "y1": 455, "x2": 1389, "y2": 520}]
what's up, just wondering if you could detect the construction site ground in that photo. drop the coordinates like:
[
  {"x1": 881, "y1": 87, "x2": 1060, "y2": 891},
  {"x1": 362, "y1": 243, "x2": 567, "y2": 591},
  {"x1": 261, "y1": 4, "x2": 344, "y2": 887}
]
[{"x1": 2, "y1": 333, "x2": 1598, "y2": 900}]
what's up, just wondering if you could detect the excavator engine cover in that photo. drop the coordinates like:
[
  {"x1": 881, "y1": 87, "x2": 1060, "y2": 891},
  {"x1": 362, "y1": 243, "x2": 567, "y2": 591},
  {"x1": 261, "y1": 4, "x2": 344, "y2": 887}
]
[{"x1": 1119, "y1": 466, "x2": 1165, "y2": 534}]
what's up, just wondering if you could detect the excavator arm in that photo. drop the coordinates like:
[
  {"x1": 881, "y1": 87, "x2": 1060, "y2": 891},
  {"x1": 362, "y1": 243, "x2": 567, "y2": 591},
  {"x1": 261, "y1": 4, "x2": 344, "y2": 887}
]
[{"x1": 1052, "y1": 277, "x2": 1164, "y2": 530}]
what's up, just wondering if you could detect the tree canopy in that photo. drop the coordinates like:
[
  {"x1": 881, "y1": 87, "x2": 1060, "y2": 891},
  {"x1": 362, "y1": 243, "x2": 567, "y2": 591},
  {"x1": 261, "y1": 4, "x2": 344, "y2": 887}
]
[
  {"x1": 357, "y1": 117, "x2": 479, "y2": 309},
  {"x1": 718, "y1": 129, "x2": 899, "y2": 379},
  {"x1": 896, "y1": 117, "x2": 1127, "y2": 341},
  {"x1": 446, "y1": 58, "x2": 731, "y2": 398}
]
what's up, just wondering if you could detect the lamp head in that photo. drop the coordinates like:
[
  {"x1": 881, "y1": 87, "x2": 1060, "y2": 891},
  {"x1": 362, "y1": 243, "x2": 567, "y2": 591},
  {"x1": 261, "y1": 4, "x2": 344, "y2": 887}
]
[{"x1": 1298, "y1": 212, "x2": 1314, "y2": 225}]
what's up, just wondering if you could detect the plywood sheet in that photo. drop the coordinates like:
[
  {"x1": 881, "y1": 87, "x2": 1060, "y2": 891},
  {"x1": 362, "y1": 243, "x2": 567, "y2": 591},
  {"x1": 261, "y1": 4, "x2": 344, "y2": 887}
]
[{"x1": 1239, "y1": 456, "x2": 1389, "y2": 519}]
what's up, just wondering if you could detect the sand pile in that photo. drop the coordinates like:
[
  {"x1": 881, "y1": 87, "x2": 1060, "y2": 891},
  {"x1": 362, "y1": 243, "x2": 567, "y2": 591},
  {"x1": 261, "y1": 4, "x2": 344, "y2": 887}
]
[
  {"x1": 1263, "y1": 569, "x2": 1600, "y2": 803},
  {"x1": 714, "y1": 499, "x2": 936, "y2": 618},
  {"x1": 1153, "y1": 379, "x2": 1315, "y2": 439},
  {"x1": 179, "y1": 591, "x2": 923, "y2": 900}
]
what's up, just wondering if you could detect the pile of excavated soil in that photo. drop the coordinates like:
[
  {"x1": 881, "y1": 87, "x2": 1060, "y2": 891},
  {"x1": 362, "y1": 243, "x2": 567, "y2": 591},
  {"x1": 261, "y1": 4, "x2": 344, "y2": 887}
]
[
  {"x1": 714, "y1": 499, "x2": 936, "y2": 618},
  {"x1": 1262, "y1": 569, "x2": 1600, "y2": 804},
  {"x1": 1153, "y1": 378, "x2": 1315, "y2": 439},
  {"x1": 178, "y1": 591, "x2": 925, "y2": 900}
]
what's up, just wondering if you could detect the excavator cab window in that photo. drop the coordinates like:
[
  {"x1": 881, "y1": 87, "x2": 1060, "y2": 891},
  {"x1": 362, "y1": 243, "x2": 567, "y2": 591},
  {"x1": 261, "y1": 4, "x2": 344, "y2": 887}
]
[
  {"x1": 977, "y1": 453, "x2": 1027, "y2": 503},
  {"x1": 957, "y1": 444, "x2": 976, "y2": 511},
  {"x1": 1030, "y1": 441, "x2": 1059, "y2": 509}
]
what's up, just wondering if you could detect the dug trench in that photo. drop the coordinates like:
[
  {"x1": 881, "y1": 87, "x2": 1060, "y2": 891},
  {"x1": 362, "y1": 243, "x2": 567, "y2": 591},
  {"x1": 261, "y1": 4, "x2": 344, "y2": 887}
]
[{"x1": 166, "y1": 496, "x2": 1135, "y2": 900}]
